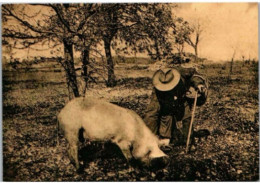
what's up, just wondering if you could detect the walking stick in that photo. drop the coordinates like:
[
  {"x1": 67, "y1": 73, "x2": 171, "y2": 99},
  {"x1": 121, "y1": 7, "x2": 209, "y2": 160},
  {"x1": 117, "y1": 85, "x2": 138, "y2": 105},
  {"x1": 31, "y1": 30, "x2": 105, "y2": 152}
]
[{"x1": 185, "y1": 91, "x2": 198, "y2": 153}]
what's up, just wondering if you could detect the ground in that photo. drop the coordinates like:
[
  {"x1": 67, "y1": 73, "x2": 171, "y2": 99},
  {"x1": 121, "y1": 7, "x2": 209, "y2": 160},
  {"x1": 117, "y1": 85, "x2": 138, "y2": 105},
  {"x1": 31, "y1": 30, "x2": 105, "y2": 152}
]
[{"x1": 2, "y1": 60, "x2": 259, "y2": 181}]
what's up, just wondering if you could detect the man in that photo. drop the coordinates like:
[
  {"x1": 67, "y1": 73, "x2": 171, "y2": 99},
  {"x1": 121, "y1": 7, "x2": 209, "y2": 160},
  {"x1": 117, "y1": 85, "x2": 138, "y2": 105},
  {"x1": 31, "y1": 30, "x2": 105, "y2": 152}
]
[{"x1": 144, "y1": 65, "x2": 208, "y2": 151}]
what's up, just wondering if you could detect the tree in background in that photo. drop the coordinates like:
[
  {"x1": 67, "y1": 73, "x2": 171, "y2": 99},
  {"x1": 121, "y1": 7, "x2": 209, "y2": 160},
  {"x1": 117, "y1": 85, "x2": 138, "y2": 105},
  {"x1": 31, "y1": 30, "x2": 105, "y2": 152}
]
[
  {"x1": 185, "y1": 20, "x2": 203, "y2": 62},
  {"x1": 2, "y1": 3, "x2": 187, "y2": 96},
  {"x1": 116, "y1": 3, "x2": 175, "y2": 61},
  {"x1": 48, "y1": 3, "x2": 103, "y2": 97},
  {"x1": 172, "y1": 17, "x2": 192, "y2": 57},
  {"x1": 2, "y1": 4, "x2": 101, "y2": 98},
  {"x1": 2, "y1": 4, "x2": 80, "y2": 98},
  {"x1": 228, "y1": 47, "x2": 237, "y2": 83},
  {"x1": 95, "y1": 3, "x2": 175, "y2": 86}
]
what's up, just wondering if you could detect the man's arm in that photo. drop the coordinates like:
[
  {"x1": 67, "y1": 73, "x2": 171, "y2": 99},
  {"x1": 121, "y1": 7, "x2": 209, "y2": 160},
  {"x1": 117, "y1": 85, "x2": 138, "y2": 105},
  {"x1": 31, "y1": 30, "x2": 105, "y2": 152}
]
[
  {"x1": 178, "y1": 67, "x2": 208, "y2": 106},
  {"x1": 191, "y1": 73, "x2": 208, "y2": 106}
]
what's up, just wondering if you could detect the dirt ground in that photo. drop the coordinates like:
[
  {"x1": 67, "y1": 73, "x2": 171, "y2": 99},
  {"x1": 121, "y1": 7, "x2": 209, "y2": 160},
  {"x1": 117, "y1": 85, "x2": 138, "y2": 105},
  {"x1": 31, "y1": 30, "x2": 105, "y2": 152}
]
[{"x1": 2, "y1": 61, "x2": 259, "y2": 181}]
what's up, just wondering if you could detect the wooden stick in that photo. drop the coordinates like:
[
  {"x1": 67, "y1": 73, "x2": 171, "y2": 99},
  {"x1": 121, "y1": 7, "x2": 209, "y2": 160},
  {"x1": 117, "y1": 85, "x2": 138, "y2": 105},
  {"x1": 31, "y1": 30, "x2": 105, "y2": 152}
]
[{"x1": 186, "y1": 91, "x2": 198, "y2": 153}]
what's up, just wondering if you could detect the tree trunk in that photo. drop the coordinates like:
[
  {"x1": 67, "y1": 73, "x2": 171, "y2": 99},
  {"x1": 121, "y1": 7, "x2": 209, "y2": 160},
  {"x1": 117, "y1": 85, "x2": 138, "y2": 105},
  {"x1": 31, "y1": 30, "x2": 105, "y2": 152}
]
[
  {"x1": 104, "y1": 38, "x2": 116, "y2": 87},
  {"x1": 63, "y1": 39, "x2": 80, "y2": 98},
  {"x1": 82, "y1": 46, "x2": 90, "y2": 83},
  {"x1": 180, "y1": 44, "x2": 184, "y2": 57},
  {"x1": 154, "y1": 39, "x2": 161, "y2": 60},
  {"x1": 82, "y1": 46, "x2": 90, "y2": 95},
  {"x1": 194, "y1": 46, "x2": 198, "y2": 63},
  {"x1": 228, "y1": 58, "x2": 234, "y2": 82},
  {"x1": 228, "y1": 50, "x2": 236, "y2": 83}
]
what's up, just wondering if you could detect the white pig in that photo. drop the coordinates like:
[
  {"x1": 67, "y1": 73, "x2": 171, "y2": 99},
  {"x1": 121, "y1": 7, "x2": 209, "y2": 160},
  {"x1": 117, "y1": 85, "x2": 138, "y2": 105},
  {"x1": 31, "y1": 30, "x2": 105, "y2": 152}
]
[{"x1": 58, "y1": 97, "x2": 169, "y2": 170}]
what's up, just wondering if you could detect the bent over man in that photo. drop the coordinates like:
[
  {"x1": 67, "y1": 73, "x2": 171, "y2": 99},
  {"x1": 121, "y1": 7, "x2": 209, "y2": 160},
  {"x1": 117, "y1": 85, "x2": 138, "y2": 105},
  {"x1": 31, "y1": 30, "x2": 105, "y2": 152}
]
[{"x1": 144, "y1": 66, "x2": 208, "y2": 151}]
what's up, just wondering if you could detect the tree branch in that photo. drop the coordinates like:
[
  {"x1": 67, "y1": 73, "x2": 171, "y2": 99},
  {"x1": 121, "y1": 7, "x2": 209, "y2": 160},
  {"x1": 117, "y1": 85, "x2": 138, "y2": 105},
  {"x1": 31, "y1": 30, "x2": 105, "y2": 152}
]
[
  {"x1": 2, "y1": 5, "x2": 52, "y2": 35},
  {"x1": 2, "y1": 33, "x2": 45, "y2": 40},
  {"x1": 49, "y1": 4, "x2": 75, "y2": 34}
]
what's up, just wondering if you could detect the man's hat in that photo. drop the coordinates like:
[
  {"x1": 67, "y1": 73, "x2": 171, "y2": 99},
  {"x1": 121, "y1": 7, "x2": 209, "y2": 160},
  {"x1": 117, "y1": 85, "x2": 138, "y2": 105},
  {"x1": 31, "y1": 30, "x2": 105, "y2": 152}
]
[{"x1": 152, "y1": 68, "x2": 181, "y2": 91}]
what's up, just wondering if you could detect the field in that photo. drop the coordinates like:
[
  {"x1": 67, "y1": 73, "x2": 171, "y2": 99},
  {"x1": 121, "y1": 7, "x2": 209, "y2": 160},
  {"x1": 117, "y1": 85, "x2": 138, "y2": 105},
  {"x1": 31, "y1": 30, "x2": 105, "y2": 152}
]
[{"x1": 2, "y1": 60, "x2": 259, "y2": 181}]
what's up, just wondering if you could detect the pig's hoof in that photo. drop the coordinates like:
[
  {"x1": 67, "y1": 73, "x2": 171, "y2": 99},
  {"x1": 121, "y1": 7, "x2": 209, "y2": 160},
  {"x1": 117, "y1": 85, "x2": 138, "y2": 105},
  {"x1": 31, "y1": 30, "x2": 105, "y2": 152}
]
[{"x1": 150, "y1": 156, "x2": 170, "y2": 169}]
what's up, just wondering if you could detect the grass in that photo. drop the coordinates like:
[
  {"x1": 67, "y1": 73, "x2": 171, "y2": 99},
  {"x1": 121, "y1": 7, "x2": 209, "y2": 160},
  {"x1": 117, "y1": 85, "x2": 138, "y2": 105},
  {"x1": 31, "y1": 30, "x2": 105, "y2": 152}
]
[{"x1": 2, "y1": 60, "x2": 259, "y2": 181}]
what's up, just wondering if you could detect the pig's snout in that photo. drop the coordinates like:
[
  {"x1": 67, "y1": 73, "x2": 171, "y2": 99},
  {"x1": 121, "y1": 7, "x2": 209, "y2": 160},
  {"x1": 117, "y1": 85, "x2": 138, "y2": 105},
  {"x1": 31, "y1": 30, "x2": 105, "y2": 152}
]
[{"x1": 149, "y1": 156, "x2": 170, "y2": 169}]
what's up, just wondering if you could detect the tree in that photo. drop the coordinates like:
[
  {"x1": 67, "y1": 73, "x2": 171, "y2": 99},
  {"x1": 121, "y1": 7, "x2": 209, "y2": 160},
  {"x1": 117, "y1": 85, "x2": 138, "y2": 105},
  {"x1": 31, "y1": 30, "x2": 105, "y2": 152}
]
[
  {"x1": 48, "y1": 3, "x2": 101, "y2": 97},
  {"x1": 2, "y1": 4, "x2": 101, "y2": 98},
  {"x1": 228, "y1": 47, "x2": 237, "y2": 82},
  {"x1": 118, "y1": 3, "x2": 174, "y2": 61},
  {"x1": 185, "y1": 20, "x2": 203, "y2": 62},
  {"x1": 3, "y1": 3, "x2": 177, "y2": 92},
  {"x1": 98, "y1": 4, "x2": 119, "y2": 87},
  {"x1": 2, "y1": 4, "x2": 80, "y2": 98},
  {"x1": 172, "y1": 17, "x2": 193, "y2": 57},
  {"x1": 95, "y1": 3, "x2": 175, "y2": 86}
]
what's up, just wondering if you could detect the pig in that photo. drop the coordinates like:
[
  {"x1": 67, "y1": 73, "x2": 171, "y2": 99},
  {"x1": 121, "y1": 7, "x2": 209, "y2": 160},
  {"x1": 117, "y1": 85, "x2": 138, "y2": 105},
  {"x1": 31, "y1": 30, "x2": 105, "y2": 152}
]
[{"x1": 58, "y1": 97, "x2": 169, "y2": 170}]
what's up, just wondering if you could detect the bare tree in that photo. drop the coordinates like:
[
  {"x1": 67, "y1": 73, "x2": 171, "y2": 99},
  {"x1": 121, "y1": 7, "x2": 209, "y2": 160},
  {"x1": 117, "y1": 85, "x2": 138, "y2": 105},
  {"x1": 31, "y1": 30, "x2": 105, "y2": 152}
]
[
  {"x1": 2, "y1": 4, "x2": 80, "y2": 98},
  {"x1": 2, "y1": 4, "x2": 101, "y2": 98},
  {"x1": 172, "y1": 17, "x2": 193, "y2": 57},
  {"x1": 228, "y1": 48, "x2": 237, "y2": 82},
  {"x1": 185, "y1": 20, "x2": 203, "y2": 62}
]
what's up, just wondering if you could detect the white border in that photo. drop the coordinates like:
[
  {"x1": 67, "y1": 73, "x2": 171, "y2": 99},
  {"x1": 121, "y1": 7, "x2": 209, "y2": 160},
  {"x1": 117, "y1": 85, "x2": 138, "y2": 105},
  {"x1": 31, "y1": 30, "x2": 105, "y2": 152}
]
[
  {"x1": 0, "y1": 0, "x2": 260, "y2": 3},
  {"x1": 0, "y1": 1, "x2": 259, "y2": 182}
]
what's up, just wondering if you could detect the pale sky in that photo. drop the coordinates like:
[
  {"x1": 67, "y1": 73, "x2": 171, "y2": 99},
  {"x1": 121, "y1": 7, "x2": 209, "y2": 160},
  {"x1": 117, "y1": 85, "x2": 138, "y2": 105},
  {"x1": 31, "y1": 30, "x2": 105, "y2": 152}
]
[
  {"x1": 175, "y1": 3, "x2": 258, "y2": 61},
  {"x1": 2, "y1": 3, "x2": 259, "y2": 62}
]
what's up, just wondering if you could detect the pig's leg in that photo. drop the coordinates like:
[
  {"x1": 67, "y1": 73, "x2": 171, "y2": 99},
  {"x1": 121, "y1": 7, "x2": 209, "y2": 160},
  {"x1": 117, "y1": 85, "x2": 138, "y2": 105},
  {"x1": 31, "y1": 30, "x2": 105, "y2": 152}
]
[
  {"x1": 65, "y1": 129, "x2": 80, "y2": 170},
  {"x1": 116, "y1": 140, "x2": 132, "y2": 161}
]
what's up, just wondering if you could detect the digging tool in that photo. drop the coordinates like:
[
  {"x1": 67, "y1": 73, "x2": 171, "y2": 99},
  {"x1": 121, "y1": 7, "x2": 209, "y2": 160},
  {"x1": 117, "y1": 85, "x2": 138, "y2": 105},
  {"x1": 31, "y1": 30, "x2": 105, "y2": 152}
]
[{"x1": 185, "y1": 91, "x2": 198, "y2": 154}]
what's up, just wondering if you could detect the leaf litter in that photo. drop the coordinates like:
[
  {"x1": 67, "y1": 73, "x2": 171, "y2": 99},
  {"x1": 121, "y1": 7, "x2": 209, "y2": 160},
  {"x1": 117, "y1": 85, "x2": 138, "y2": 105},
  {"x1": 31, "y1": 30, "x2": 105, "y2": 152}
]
[{"x1": 2, "y1": 63, "x2": 259, "y2": 181}]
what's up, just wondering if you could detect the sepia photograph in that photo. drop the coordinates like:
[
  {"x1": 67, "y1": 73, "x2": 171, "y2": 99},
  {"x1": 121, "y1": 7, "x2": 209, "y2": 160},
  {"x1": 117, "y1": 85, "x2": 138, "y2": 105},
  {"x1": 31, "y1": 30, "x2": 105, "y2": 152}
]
[{"x1": 1, "y1": 2, "x2": 259, "y2": 181}]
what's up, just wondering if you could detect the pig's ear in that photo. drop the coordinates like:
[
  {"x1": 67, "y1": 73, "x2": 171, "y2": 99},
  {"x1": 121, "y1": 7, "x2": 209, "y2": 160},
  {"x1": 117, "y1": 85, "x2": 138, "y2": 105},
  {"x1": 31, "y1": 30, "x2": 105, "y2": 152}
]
[{"x1": 145, "y1": 149, "x2": 152, "y2": 157}]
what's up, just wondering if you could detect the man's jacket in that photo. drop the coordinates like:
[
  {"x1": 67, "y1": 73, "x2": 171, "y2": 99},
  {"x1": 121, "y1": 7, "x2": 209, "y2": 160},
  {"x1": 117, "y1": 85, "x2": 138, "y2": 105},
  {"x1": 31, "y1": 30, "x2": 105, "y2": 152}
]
[{"x1": 143, "y1": 66, "x2": 208, "y2": 137}]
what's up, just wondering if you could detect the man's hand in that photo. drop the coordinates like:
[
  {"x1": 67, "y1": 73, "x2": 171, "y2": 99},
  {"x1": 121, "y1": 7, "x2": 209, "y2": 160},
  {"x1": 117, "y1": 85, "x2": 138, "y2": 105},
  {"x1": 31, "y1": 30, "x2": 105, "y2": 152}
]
[{"x1": 196, "y1": 84, "x2": 207, "y2": 93}]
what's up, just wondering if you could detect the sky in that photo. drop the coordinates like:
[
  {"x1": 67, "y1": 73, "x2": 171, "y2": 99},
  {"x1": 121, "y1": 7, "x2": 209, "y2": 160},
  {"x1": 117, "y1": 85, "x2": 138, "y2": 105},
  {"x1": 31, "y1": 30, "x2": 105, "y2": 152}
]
[
  {"x1": 2, "y1": 3, "x2": 259, "y2": 62},
  {"x1": 175, "y1": 3, "x2": 258, "y2": 61}
]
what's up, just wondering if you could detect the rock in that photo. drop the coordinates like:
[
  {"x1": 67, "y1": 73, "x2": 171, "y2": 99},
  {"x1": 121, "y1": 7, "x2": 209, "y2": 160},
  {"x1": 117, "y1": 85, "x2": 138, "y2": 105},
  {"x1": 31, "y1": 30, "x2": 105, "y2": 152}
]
[
  {"x1": 107, "y1": 172, "x2": 116, "y2": 177},
  {"x1": 211, "y1": 171, "x2": 216, "y2": 176},
  {"x1": 140, "y1": 177, "x2": 147, "y2": 181},
  {"x1": 163, "y1": 169, "x2": 169, "y2": 174},
  {"x1": 196, "y1": 171, "x2": 201, "y2": 177},
  {"x1": 237, "y1": 170, "x2": 243, "y2": 174},
  {"x1": 151, "y1": 172, "x2": 156, "y2": 178},
  {"x1": 96, "y1": 177, "x2": 103, "y2": 181}
]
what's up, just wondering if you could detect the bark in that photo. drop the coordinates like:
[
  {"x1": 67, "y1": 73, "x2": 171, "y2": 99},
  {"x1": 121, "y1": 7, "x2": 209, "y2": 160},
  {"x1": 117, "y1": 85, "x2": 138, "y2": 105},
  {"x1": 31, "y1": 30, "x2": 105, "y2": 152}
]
[
  {"x1": 104, "y1": 38, "x2": 116, "y2": 87},
  {"x1": 82, "y1": 46, "x2": 90, "y2": 95},
  {"x1": 228, "y1": 50, "x2": 236, "y2": 83},
  {"x1": 194, "y1": 46, "x2": 198, "y2": 63},
  {"x1": 63, "y1": 39, "x2": 80, "y2": 98},
  {"x1": 82, "y1": 46, "x2": 90, "y2": 84},
  {"x1": 154, "y1": 39, "x2": 161, "y2": 60}
]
